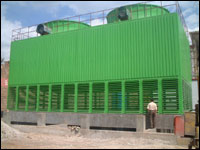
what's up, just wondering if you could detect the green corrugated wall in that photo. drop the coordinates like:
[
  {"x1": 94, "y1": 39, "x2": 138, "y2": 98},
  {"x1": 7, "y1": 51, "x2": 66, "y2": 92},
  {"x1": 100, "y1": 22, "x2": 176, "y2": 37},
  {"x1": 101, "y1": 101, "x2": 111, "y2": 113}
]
[
  {"x1": 7, "y1": 13, "x2": 192, "y2": 114},
  {"x1": 9, "y1": 13, "x2": 180, "y2": 85},
  {"x1": 177, "y1": 13, "x2": 192, "y2": 112}
]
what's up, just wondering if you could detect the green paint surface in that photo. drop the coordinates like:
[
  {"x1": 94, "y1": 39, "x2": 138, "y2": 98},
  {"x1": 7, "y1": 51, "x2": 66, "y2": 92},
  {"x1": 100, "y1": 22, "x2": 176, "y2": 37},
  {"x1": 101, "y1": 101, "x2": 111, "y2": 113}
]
[
  {"x1": 8, "y1": 13, "x2": 192, "y2": 114},
  {"x1": 10, "y1": 13, "x2": 182, "y2": 86},
  {"x1": 44, "y1": 20, "x2": 90, "y2": 34}
]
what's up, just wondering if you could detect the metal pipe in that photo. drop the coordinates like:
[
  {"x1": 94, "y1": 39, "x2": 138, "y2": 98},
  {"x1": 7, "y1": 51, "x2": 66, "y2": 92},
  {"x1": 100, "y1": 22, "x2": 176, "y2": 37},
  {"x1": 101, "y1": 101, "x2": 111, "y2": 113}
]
[
  {"x1": 90, "y1": 13, "x2": 92, "y2": 26},
  {"x1": 103, "y1": 10, "x2": 104, "y2": 24}
]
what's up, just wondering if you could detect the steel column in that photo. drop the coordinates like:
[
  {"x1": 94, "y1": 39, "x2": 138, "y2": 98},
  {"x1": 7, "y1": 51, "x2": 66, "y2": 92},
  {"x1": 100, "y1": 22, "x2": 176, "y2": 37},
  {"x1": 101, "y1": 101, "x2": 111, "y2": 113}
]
[
  {"x1": 89, "y1": 82, "x2": 93, "y2": 113},
  {"x1": 36, "y1": 85, "x2": 40, "y2": 112},
  {"x1": 139, "y1": 80, "x2": 143, "y2": 114},
  {"x1": 74, "y1": 83, "x2": 78, "y2": 112},
  {"x1": 48, "y1": 84, "x2": 52, "y2": 112},
  {"x1": 104, "y1": 81, "x2": 109, "y2": 113},
  {"x1": 15, "y1": 86, "x2": 19, "y2": 111},
  {"x1": 121, "y1": 81, "x2": 125, "y2": 114},
  {"x1": 60, "y1": 84, "x2": 64, "y2": 112},
  {"x1": 25, "y1": 85, "x2": 29, "y2": 111},
  {"x1": 158, "y1": 79, "x2": 163, "y2": 114},
  {"x1": 178, "y1": 78, "x2": 184, "y2": 114}
]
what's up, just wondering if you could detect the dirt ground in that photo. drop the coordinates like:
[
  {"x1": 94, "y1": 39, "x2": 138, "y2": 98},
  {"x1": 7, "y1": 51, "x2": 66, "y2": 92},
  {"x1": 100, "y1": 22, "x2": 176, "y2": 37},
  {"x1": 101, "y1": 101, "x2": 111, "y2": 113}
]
[{"x1": 1, "y1": 121, "x2": 187, "y2": 149}]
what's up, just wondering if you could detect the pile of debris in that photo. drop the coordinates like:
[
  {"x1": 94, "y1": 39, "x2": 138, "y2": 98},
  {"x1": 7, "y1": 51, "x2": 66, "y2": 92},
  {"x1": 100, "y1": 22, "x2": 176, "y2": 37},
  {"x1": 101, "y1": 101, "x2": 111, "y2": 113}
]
[{"x1": 1, "y1": 121, "x2": 22, "y2": 140}]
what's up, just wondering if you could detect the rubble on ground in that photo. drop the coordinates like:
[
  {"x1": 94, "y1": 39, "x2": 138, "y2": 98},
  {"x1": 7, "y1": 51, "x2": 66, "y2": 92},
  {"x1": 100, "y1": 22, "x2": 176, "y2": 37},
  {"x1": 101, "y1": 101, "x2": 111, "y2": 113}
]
[{"x1": 1, "y1": 121, "x2": 22, "y2": 140}]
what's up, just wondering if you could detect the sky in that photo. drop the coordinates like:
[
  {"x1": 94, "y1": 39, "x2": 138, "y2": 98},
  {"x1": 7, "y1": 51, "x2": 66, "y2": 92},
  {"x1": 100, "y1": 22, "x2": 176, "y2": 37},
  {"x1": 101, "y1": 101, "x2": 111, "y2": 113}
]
[{"x1": 1, "y1": 1, "x2": 199, "y2": 61}]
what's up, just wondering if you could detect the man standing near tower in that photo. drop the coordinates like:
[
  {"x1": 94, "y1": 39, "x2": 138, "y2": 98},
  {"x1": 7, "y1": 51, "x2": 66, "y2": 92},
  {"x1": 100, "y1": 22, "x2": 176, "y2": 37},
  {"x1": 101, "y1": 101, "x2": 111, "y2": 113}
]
[{"x1": 147, "y1": 99, "x2": 157, "y2": 129}]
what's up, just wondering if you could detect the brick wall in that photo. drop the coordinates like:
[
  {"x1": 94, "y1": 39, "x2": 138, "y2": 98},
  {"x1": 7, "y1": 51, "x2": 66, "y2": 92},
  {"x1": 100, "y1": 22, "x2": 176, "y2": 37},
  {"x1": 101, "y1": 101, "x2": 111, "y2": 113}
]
[
  {"x1": 1, "y1": 61, "x2": 9, "y2": 111},
  {"x1": 1, "y1": 86, "x2": 8, "y2": 111}
]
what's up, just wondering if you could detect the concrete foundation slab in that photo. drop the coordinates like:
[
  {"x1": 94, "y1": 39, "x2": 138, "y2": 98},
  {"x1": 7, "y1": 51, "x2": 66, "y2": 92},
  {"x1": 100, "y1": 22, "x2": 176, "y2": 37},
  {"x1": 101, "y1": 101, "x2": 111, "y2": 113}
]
[
  {"x1": 2, "y1": 111, "x2": 179, "y2": 133},
  {"x1": 156, "y1": 114, "x2": 181, "y2": 130},
  {"x1": 136, "y1": 115, "x2": 145, "y2": 132},
  {"x1": 37, "y1": 113, "x2": 46, "y2": 126}
]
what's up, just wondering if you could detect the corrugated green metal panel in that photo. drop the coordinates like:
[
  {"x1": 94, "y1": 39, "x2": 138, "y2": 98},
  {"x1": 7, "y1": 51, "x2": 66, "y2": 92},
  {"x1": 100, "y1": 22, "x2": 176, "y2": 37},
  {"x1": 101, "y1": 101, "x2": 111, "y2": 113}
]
[
  {"x1": 176, "y1": 17, "x2": 192, "y2": 112},
  {"x1": 178, "y1": 18, "x2": 192, "y2": 83},
  {"x1": 9, "y1": 13, "x2": 180, "y2": 86}
]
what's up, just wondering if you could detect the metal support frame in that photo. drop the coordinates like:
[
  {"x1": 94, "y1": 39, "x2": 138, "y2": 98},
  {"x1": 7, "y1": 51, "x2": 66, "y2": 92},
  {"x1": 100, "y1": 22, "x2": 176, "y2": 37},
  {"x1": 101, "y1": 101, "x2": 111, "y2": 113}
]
[
  {"x1": 15, "y1": 86, "x2": 19, "y2": 111},
  {"x1": 11, "y1": 1, "x2": 187, "y2": 42},
  {"x1": 78, "y1": 16, "x2": 80, "y2": 29},
  {"x1": 60, "y1": 84, "x2": 64, "y2": 112},
  {"x1": 158, "y1": 79, "x2": 163, "y2": 114},
  {"x1": 27, "y1": 27, "x2": 29, "y2": 38},
  {"x1": 90, "y1": 13, "x2": 92, "y2": 26},
  {"x1": 48, "y1": 84, "x2": 52, "y2": 112},
  {"x1": 9, "y1": 77, "x2": 185, "y2": 114},
  {"x1": 36, "y1": 85, "x2": 40, "y2": 112},
  {"x1": 178, "y1": 78, "x2": 184, "y2": 114},
  {"x1": 104, "y1": 81, "x2": 109, "y2": 113},
  {"x1": 176, "y1": 1, "x2": 178, "y2": 13},
  {"x1": 121, "y1": 81, "x2": 125, "y2": 114},
  {"x1": 139, "y1": 80, "x2": 143, "y2": 114},
  {"x1": 74, "y1": 83, "x2": 78, "y2": 113},
  {"x1": 89, "y1": 82, "x2": 93, "y2": 113},
  {"x1": 103, "y1": 11, "x2": 105, "y2": 24}
]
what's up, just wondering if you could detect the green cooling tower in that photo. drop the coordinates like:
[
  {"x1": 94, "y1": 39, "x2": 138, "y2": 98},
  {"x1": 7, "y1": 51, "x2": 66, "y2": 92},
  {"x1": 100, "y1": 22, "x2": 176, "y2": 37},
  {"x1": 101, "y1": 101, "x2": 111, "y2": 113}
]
[
  {"x1": 36, "y1": 20, "x2": 90, "y2": 35},
  {"x1": 107, "y1": 4, "x2": 170, "y2": 23},
  {"x1": 7, "y1": 4, "x2": 192, "y2": 115},
  {"x1": 45, "y1": 20, "x2": 90, "y2": 33}
]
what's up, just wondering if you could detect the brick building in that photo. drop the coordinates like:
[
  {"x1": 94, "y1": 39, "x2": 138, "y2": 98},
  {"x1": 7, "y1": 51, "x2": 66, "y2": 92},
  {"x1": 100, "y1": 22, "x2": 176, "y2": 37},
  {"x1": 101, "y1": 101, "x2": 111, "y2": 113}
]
[
  {"x1": 190, "y1": 31, "x2": 199, "y2": 109},
  {"x1": 1, "y1": 61, "x2": 9, "y2": 111},
  {"x1": 190, "y1": 31, "x2": 199, "y2": 80}
]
